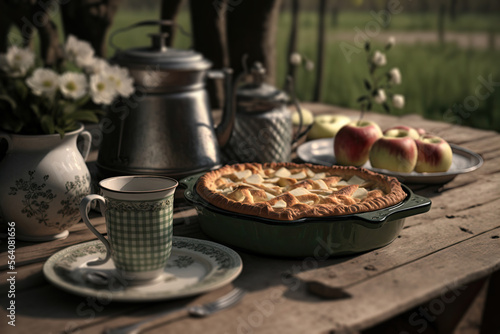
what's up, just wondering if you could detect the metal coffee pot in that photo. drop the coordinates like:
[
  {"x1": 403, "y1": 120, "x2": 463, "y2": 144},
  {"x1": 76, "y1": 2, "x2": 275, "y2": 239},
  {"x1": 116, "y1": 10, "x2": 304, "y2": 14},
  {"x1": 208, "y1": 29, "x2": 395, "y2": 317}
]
[
  {"x1": 97, "y1": 21, "x2": 235, "y2": 179},
  {"x1": 222, "y1": 62, "x2": 306, "y2": 163}
]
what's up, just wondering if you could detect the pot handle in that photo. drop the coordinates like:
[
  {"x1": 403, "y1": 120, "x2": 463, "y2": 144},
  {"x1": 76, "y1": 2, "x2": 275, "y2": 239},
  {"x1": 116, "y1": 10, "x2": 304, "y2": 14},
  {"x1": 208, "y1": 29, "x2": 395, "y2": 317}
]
[
  {"x1": 291, "y1": 99, "x2": 313, "y2": 145},
  {"x1": 287, "y1": 76, "x2": 312, "y2": 145},
  {"x1": 354, "y1": 188, "x2": 431, "y2": 225},
  {"x1": 109, "y1": 20, "x2": 191, "y2": 52},
  {"x1": 207, "y1": 68, "x2": 240, "y2": 148},
  {"x1": 80, "y1": 194, "x2": 112, "y2": 266},
  {"x1": 0, "y1": 133, "x2": 12, "y2": 160},
  {"x1": 78, "y1": 130, "x2": 92, "y2": 161}
]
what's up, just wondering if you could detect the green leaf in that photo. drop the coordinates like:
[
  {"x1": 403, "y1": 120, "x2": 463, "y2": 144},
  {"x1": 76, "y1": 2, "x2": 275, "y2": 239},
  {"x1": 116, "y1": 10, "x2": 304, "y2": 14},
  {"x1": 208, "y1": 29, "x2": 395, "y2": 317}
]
[
  {"x1": 363, "y1": 79, "x2": 371, "y2": 91},
  {"x1": 40, "y1": 115, "x2": 55, "y2": 134},
  {"x1": 0, "y1": 112, "x2": 24, "y2": 133},
  {"x1": 75, "y1": 95, "x2": 90, "y2": 108},
  {"x1": 30, "y1": 104, "x2": 42, "y2": 119},
  {"x1": 0, "y1": 94, "x2": 17, "y2": 110},
  {"x1": 63, "y1": 103, "x2": 77, "y2": 116},
  {"x1": 382, "y1": 102, "x2": 390, "y2": 113},
  {"x1": 67, "y1": 110, "x2": 100, "y2": 123},
  {"x1": 14, "y1": 79, "x2": 28, "y2": 100},
  {"x1": 54, "y1": 125, "x2": 66, "y2": 138},
  {"x1": 357, "y1": 95, "x2": 368, "y2": 102}
]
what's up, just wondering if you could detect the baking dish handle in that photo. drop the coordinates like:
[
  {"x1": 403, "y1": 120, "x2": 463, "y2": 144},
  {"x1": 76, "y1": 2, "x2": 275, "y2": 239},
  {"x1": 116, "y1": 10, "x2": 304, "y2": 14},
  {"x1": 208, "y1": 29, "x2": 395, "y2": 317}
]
[
  {"x1": 354, "y1": 188, "x2": 431, "y2": 224},
  {"x1": 180, "y1": 172, "x2": 205, "y2": 204}
]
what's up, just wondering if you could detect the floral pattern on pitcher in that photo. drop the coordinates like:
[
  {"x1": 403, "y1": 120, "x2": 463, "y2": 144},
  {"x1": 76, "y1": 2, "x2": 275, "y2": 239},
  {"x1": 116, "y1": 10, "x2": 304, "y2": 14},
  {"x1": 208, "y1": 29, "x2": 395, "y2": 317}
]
[
  {"x1": 8, "y1": 170, "x2": 56, "y2": 226},
  {"x1": 8, "y1": 170, "x2": 90, "y2": 230},
  {"x1": 58, "y1": 174, "x2": 91, "y2": 228}
]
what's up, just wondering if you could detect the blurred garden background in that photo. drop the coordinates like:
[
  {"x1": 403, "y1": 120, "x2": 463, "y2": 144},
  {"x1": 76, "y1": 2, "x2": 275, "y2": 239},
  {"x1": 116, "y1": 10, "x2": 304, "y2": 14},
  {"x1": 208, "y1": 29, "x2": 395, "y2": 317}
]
[
  {"x1": 7, "y1": 0, "x2": 500, "y2": 132},
  {"x1": 115, "y1": 0, "x2": 500, "y2": 132}
]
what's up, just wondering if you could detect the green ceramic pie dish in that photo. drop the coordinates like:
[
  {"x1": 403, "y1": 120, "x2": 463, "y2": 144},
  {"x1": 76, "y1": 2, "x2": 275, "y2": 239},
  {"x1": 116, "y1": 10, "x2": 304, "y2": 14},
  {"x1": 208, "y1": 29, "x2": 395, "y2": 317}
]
[{"x1": 181, "y1": 173, "x2": 431, "y2": 258}]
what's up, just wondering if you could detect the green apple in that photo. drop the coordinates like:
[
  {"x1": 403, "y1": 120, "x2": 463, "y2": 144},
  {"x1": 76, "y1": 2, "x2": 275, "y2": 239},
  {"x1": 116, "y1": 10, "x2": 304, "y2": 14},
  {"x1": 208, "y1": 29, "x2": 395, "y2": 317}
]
[
  {"x1": 334, "y1": 120, "x2": 382, "y2": 166},
  {"x1": 291, "y1": 108, "x2": 314, "y2": 126},
  {"x1": 383, "y1": 125, "x2": 420, "y2": 140},
  {"x1": 414, "y1": 135, "x2": 453, "y2": 173},
  {"x1": 369, "y1": 133, "x2": 418, "y2": 173},
  {"x1": 307, "y1": 114, "x2": 351, "y2": 139}
]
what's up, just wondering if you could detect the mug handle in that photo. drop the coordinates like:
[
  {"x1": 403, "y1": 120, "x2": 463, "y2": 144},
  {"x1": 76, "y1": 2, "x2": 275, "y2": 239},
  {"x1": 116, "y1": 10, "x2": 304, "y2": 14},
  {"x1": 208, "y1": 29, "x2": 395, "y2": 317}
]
[
  {"x1": 78, "y1": 130, "x2": 92, "y2": 161},
  {"x1": 80, "y1": 194, "x2": 112, "y2": 266},
  {"x1": 0, "y1": 133, "x2": 12, "y2": 163}
]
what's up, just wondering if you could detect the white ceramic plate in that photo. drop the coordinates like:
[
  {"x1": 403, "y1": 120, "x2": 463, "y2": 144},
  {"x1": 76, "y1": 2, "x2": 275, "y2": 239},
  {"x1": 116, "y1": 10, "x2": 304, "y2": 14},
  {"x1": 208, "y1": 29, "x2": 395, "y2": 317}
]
[
  {"x1": 297, "y1": 138, "x2": 483, "y2": 184},
  {"x1": 43, "y1": 237, "x2": 242, "y2": 302}
]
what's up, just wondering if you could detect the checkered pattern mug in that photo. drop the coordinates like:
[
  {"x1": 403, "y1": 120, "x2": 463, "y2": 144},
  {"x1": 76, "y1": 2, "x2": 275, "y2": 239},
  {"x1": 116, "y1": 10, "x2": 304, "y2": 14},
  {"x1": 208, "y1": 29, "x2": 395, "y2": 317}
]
[{"x1": 80, "y1": 176, "x2": 178, "y2": 283}]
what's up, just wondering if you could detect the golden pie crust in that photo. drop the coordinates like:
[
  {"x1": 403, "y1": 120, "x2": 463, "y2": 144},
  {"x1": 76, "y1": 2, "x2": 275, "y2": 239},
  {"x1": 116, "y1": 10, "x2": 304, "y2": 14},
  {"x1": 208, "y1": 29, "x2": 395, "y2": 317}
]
[{"x1": 196, "y1": 163, "x2": 406, "y2": 221}]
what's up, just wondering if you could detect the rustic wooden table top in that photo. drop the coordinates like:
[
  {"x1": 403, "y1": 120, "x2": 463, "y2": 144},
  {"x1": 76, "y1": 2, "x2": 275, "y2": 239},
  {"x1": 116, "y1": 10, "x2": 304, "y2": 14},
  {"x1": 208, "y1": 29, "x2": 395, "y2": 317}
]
[{"x1": 1, "y1": 103, "x2": 499, "y2": 334}]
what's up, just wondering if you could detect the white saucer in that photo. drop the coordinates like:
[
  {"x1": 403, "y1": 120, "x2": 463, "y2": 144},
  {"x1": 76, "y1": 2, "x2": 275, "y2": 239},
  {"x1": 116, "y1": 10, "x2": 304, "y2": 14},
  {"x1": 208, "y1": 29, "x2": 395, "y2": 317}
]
[
  {"x1": 43, "y1": 237, "x2": 243, "y2": 302},
  {"x1": 297, "y1": 138, "x2": 483, "y2": 184}
]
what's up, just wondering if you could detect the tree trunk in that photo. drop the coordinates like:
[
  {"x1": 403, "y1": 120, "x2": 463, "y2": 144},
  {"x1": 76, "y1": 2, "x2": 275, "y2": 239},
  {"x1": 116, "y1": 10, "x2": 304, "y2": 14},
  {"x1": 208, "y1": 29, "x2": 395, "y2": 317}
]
[
  {"x1": 0, "y1": 0, "x2": 63, "y2": 66},
  {"x1": 313, "y1": 0, "x2": 327, "y2": 102},
  {"x1": 437, "y1": 2, "x2": 446, "y2": 45},
  {"x1": 160, "y1": 0, "x2": 184, "y2": 46},
  {"x1": 449, "y1": 0, "x2": 458, "y2": 22},
  {"x1": 188, "y1": 0, "x2": 228, "y2": 108},
  {"x1": 330, "y1": 2, "x2": 339, "y2": 28},
  {"x1": 226, "y1": 0, "x2": 282, "y2": 84},
  {"x1": 284, "y1": 0, "x2": 299, "y2": 91},
  {"x1": 60, "y1": 0, "x2": 122, "y2": 57}
]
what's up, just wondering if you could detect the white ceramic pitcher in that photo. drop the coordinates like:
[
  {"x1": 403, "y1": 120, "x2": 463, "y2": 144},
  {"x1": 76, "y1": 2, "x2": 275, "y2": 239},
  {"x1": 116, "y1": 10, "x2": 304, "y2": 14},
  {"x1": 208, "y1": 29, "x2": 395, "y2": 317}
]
[{"x1": 0, "y1": 124, "x2": 92, "y2": 241}]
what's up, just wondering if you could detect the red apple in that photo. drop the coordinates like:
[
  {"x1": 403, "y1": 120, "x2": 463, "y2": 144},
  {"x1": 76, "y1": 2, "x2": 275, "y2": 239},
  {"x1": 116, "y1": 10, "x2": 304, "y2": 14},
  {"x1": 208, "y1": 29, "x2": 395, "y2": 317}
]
[
  {"x1": 369, "y1": 134, "x2": 418, "y2": 173},
  {"x1": 416, "y1": 127, "x2": 426, "y2": 136},
  {"x1": 414, "y1": 135, "x2": 453, "y2": 173},
  {"x1": 383, "y1": 125, "x2": 420, "y2": 140},
  {"x1": 334, "y1": 120, "x2": 383, "y2": 166}
]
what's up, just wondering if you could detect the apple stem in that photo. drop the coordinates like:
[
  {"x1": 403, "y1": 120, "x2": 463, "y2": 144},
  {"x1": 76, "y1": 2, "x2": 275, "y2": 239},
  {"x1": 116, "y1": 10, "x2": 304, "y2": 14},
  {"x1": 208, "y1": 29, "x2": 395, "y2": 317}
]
[{"x1": 357, "y1": 110, "x2": 365, "y2": 125}]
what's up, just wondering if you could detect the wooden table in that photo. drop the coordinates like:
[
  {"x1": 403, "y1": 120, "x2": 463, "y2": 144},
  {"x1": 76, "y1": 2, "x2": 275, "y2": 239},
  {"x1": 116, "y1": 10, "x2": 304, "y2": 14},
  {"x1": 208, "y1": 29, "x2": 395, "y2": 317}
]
[{"x1": 1, "y1": 103, "x2": 499, "y2": 334}]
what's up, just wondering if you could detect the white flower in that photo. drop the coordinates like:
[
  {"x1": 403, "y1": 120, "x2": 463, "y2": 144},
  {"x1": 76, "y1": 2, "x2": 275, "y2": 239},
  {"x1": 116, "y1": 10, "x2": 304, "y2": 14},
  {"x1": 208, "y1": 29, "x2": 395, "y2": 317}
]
[
  {"x1": 84, "y1": 57, "x2": 110, "y2": 74},
  {"x1": 89, "y1": 73, "x2": 117, "y2": 105},
  {"x1": 0, "y1": 46, "x2": 35, "y2": 77},
  {"x1": 26, "y1": 68, "x2": 59, "y2": 98},
  {"x1": 305, "y1": 60, "x2": 314, "y2": 71},
  {"x1": 374, "y1": 89, "x2": 386, "y2": 104},
  {"x1": 392, "y1": 94, "x2": 405, "y2": 109},
  {"x1": 387, "y1": 36, "x2": 396, "y2": 48},
  {"x1": 105, "y1": 65, "x2": 135, "y2": 97},
  {"x1": 64, "y1": 35, "x2": 95, "y2": 68},
  {"x1": 289, "y1": 52, "x2": 302, "y2": 66},
  {"x1": 372, "y1": 50, "x2": 387, "y2": 67},
  {"x1": 59, "y1": 72, "x2": 87, "y2": 100},
  {"x1": 388, "y1": 67, "x2": 402, "y2": 85}
]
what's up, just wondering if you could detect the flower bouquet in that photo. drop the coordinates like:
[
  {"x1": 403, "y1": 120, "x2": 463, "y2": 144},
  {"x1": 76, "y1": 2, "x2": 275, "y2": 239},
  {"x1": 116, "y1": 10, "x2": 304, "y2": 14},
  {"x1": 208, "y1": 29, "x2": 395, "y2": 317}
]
[{"x1": 0, "y1": 35, "x2": 134, "y2": 136}]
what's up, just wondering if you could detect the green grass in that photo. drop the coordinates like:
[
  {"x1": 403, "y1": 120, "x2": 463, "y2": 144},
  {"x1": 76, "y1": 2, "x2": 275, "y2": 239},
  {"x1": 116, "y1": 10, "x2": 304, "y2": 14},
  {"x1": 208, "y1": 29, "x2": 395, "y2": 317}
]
[
  {"x1": 109, "y1": 9, "x2": 500, "y2": 133},
  {"x1": 8, "y1": 8, "x2": 500, "y2": 132},
  {"x1": 315, "y1": 11, "x2": 500, "y2": 32}
]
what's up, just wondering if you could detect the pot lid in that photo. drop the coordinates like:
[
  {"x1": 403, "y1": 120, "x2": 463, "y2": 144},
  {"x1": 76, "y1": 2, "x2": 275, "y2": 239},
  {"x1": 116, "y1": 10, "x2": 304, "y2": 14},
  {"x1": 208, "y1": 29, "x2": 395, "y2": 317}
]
[
  {"x1": 237, "y1": 62, "x2": 288, "y2": 105},
  {"x1": 112, "y1": 33, "x2": 211, "y2": 71}
]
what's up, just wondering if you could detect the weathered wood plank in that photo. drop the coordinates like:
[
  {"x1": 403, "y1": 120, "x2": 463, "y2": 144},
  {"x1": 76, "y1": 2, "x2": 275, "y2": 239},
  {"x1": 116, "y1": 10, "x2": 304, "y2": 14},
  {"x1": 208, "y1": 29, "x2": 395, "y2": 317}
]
[
  {"x1": 0, "y1": 218, "x2": 107, "y2": 270},
  {"x1": 296, "y1": 199, "x2": 500, "y2": 289}
]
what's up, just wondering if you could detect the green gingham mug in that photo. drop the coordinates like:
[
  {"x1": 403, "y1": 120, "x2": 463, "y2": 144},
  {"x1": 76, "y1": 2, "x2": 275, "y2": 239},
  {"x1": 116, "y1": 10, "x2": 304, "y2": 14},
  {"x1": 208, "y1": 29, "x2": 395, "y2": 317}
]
[{"x1": 80, "y1": 176, "x2": 178, "y2": 283}]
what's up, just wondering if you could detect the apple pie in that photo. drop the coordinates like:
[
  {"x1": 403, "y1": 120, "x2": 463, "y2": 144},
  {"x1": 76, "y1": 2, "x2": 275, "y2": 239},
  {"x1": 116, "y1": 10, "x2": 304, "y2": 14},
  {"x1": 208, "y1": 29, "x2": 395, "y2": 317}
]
[{"x1": 196, "y1": 163, "x2": 406, "y2": 221}]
